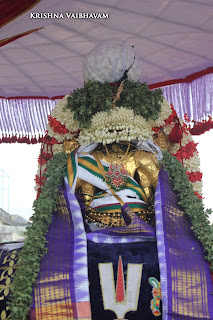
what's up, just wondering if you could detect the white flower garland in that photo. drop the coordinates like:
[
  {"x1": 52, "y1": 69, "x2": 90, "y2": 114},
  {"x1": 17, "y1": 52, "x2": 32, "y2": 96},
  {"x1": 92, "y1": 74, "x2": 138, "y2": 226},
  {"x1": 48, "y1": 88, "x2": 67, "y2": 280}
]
[
  {"x1": 37, "y1": 92, "x2": 203, "y2": 196},
  {"x1": 170, "y1": 132, "x2": 191, "y2": 154},
  {"x1": 192, "y1": 180, "x2": 203, "y2": 194},
  {"x1": 183, "y1": 153, "x2": 200, "y2": 172},
  {"x1": 47, "y1": 95, "x2": 174, "y2": 147},
  {"x1": 77, "y1": 107, "x2": 153, "y2": 146},
  {"x1": 162, "y1": 124, "x2": 173, "y2": 136},
  {"x1": 147, "y1": 98, "x2": 172, "y2": 128},
  {"x1": 52, "y1": 144, "x2": 63, "y2": 154},
  {"x1": 46, "y1": 125, "x2": 75, "y2": 143},
  {"x1": 34, "y1": 163, "x2": 47, "y2": 192}
]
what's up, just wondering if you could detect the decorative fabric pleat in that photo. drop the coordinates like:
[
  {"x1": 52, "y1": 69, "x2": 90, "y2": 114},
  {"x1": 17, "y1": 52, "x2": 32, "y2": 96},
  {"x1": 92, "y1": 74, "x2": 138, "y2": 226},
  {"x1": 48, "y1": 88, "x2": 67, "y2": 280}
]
[
  {"x1": 162, "y1": 73, "x2": 213, "y2": 122},
  {"x1": 0, "y1": 98, "x2": 56, "y2": 142},
  {"x1": 30, "y1": 183, "x2": 92, "y2": 320},
  {"x1": 155, "y1": 168, "x2": 213, "y2": 320},
  {"x1": 1, "y1": 73, "x2": 213, "y2": 143}
]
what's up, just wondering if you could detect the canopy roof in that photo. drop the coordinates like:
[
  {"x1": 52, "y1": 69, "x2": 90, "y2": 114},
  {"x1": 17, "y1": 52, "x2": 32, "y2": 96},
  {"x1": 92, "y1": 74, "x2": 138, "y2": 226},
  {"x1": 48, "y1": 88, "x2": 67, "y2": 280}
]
[{"x1": 1, "y1": 0, "x2": 213, "y2": 98}]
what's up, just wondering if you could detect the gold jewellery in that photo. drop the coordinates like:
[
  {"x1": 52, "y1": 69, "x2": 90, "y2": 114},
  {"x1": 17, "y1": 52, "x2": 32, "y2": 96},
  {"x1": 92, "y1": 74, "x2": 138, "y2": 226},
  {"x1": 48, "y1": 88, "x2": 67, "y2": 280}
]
[
  {"x1": 63, "y1": 138, "x2": 79, "y2": 154},
  {"x1": 85, "y1": 206, "x2": 155, "y2": 228},
  {"x1": 101, "y1": 142, "x2": 131, "y2": 192}
]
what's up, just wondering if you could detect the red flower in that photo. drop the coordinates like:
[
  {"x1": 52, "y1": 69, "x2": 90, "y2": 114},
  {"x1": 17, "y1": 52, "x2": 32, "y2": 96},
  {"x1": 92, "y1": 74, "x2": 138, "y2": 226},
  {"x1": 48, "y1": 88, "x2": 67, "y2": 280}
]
[
  {"x1": 38, "y1": 151, "x2": 52, "y2": 165},
  {"x1": 152, "y1": 104, "x2": 177, "y2": 133},
  {"x1": 49, "y1": 137, "x2": 59, "y2": 145},
  {"x1": 35, "y1": 174, "x2": 46, "y2": 186},
  {"x1": 194, "y1": 192, "x2": 203, "y2": 199},
  {"x1": 173, "y1": 141, "x2": 198, "y2": 161},
  {"x1": 48, "y1": 116, "x2": 69, "y2": 134},
  {"x1": 164, "y1": 104, "x2": 177, "y2": 125},
  {"x1": 184, "y1": 113, "x2": 191, "y2": 123},
  {"x1": 186, "y1": 171, "x2": 203, "y2": 182},
  {"x1": 43, "y1": 135, "x2": 60, "y2": 146},
  {"x1": 36, "y1": 188, "x2": 42, "y2": 199},
  {"x1": 168, "y1": 121, "x2": 183, "y2": 143},
  {"x1": 38, "y1": 155, "x2": 47, "y2": 165}
]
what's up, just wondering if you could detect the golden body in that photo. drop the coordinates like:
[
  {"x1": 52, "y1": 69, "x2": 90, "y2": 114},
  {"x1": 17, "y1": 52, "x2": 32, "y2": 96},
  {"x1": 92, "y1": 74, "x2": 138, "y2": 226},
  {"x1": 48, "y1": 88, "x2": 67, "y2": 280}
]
[{"x1": 75, "y1": 143, "x2": 160, "y2": 206}]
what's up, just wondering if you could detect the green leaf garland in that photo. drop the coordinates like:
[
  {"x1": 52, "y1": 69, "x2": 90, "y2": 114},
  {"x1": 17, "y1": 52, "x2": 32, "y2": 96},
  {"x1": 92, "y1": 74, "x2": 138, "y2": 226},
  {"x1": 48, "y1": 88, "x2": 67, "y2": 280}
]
[
  {"x1": 116, "y1": 80, "x2": 163, "y2": 120},
  {"x1": 66, "y1": 81, "x2": 114, "y2": 128},
  {"x1": 65, "y1": 80, "x2": 163, "y2": 128}
]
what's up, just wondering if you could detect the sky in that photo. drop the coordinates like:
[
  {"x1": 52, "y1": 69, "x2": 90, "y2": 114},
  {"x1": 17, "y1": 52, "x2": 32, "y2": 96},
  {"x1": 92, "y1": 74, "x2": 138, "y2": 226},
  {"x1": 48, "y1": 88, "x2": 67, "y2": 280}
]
[
  {"x1": 0, "y1": 133, "x2": 213, "y2": 223},
  {"x1": 0, "y1": 143, "x2": 40, "y2": 221}
]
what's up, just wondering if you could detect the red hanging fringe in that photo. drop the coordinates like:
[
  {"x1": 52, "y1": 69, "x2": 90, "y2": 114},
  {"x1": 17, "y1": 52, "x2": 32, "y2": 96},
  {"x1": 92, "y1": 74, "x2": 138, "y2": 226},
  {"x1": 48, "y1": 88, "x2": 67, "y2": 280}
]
[
  {"x1": 190, "y1": 117, "x2": 213, "y2": 135},
  {"x1": 0, "y1": 134, "x2": 45, "y2": 144}
]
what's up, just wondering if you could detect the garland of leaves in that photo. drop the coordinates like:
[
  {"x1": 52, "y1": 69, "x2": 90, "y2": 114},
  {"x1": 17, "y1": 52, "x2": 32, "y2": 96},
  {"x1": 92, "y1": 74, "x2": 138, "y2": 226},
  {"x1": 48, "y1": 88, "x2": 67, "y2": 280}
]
[
  {"x1": 115, "y1": 80, "x2": 163, "y2": 120},
  {"x1": 65, "y1": 80, "x2": 163, "y2": 128},
  {"x1": 161, "y1": 151, "x2": 213, "y2": 270},
  {"x1": 8, "y1": 151, "x2": 68, "y2": 320},
  {"x1": 66, "y1": 81, "x2": 113, "y2": 128}
]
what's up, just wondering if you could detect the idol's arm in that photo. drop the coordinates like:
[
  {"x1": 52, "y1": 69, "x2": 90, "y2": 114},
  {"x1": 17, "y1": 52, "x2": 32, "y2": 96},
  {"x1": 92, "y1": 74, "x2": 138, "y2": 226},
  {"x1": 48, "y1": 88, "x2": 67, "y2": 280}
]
[
  {"x1": 135, "y1": 150, "x2": 161, "y2": 203},
  {"x1": 75, "y1": 178, "x2": 96, "y2": 206}
]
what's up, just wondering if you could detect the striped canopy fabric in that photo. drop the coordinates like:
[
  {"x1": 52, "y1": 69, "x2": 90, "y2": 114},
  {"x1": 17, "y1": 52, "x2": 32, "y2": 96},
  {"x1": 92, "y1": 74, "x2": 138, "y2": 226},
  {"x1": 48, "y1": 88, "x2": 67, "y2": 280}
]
[
  {"x1": 1, "y1": 0, "x2": 213, "y2": 138},
  {"x1": 0, "y1": 0, "x2": 213, "y2": 98},
  {"x1": 1, "y1": 73, "x2": 213, "y2": 140}
]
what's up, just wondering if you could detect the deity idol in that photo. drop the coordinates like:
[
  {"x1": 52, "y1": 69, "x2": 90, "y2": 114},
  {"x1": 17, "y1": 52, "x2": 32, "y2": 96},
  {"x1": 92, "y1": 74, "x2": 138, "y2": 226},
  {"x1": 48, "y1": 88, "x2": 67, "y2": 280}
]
[{"x1": 4, "y1": 40, "x2": 213, "y2": 320}]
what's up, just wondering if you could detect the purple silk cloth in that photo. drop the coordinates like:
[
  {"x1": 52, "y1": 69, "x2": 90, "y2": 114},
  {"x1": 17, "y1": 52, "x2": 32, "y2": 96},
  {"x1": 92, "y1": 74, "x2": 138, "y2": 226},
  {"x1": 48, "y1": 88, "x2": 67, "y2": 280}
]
[
  {"x1": 155, "y1": 168, "x2": 213, "y2": 320},
  {"x1": 30, "y1": 184, "x2": 92, "y2": 320},
  {"x1": 30, "y1": 171, "x2": 213, "y2": 319}
]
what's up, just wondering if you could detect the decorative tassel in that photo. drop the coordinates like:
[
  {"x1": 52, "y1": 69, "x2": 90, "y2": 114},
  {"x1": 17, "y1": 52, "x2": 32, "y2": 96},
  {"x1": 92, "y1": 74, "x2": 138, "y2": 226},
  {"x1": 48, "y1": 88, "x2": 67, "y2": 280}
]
[
  {"x1": 190, "y1": 116, "x2": 213, "y2": 135},
  {"x1": 31, "y1": 137, "x2": 38, "y2": 144},
  {"x1": 168, "y1": 120, "x2": 183, "y2": 143}
]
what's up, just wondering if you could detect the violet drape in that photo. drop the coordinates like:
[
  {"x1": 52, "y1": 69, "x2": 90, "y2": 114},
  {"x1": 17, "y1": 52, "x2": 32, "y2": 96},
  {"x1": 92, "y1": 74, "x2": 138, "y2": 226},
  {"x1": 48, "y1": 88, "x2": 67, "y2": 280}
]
[{"x1": 162, "y1": 73, "x2": 213, "y2": 122}]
